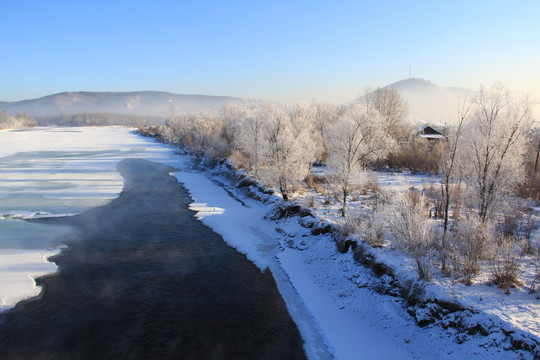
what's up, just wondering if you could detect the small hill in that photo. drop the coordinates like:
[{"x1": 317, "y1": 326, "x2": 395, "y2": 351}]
[
  {"x1": 385, "y1": 78, "x2": 469, "y2": 126},
  {"x1": 0, "y1": 91, "x2": 244, "y2": 118}
]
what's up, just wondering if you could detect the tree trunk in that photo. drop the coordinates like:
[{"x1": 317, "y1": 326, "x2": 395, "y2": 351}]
[
  {"x1": 279, "y1": 177, "x2": 288, "y2": 201},
  {"x1": 341, "y1": 188, "x2": 348, "y2": 217},
  {"x1": 440, "y1": 181, "x2": 451, "y2": 275}
]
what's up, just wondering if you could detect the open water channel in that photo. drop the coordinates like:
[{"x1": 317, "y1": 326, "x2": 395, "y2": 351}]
[{"x1": 0, "y1": 128, "x2": 305, "y2": 359}]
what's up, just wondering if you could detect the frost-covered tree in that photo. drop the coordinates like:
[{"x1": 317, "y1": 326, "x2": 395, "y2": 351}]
[
  {"x1": 361, "y1": 86, "x2": 409, "y2": 140},
  {"x1": 388, "y1": 189, "x2": 434, "y2": 280},
  {"x1": 440, "y1": 100, "x2": 470, "y2": 232},
  {"x1": 438, "y1": 98, "x2": 471, "y2": 272},
  {"x1": 164, "y1": 112, "x2": 192, "y2": 150},
  {"x1": 262, "y1": 102, "x2": 315, "y2": 201},
  {"x1": 0, "y1": 110, "x2": 37, "y2": 129},
  {"x1": 190, "y1": 111, "x2": 224, "y2": 157},
  {"x1": 164, "y1": 111, "x2": 223, "y2": 157},
  {"x1": 233, "y1": 102, "x2": 269, "y2": 177},
  {"x1": 311, "y1": 101, "x2": 338, "y2": 163},
  {"x1": 325, "y1": 102, "x2": 395, "y2": 216},
  {"x1": 221, "y1": 103, "x2": 252, "y2": 153},
  {"x1": 461, "y1": 84, "x2": 531, "y2": 222}
]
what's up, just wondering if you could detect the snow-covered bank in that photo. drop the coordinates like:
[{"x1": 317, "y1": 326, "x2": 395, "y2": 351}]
[
  {"x1": 299, "y1": 167, "x2": 540, "y2": 343},
  {"x1": 0, "y1": 127, "x2": 180, "y2": 312},
  {"x1": 172, "y1": 158, "x2": 537, "y2": 359},
  {"x1": 174, "y1": 163, "x2": 333, "y2": 359}
]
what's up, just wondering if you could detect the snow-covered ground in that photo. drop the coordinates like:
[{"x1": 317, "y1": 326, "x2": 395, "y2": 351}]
[
  {"x1": 1, "y1": 127, "x2": 537, "y2": 359},
  {"x1": 173, "y1": 160, "x2": 538, "y2": 359},
  {"x1": 296, "y1": 168, "x2": 540, "y2": 343}
]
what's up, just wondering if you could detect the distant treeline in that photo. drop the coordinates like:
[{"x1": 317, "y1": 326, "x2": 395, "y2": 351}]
[
  {"x1": 0, "y1": 110, "x2": 37, "y2": 129},
  {"x1": 34, "y1": 112, "x2": 167, "y2": 127}
]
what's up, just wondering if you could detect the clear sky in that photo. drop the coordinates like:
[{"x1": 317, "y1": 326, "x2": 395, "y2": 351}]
[{"x1": 1, "y1": 0, "x2": 539, "y2": 103}]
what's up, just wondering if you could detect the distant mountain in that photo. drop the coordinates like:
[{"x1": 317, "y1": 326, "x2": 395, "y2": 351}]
[
  {"x1": 382, "y1": 78, "x2": 469, "y2": 126},
  {"x1": 0, "y1": 91, "x2": 244, "y2": 118}
]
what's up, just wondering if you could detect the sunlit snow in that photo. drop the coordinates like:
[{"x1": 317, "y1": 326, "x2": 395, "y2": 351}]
[{"x1": 0, "y1": 126, "x2": 537, "y2": 359}]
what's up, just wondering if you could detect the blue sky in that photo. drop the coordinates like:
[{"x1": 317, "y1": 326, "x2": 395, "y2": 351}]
[{"x1": 1, "y1": 0, "x2": 539, "y2": 102}]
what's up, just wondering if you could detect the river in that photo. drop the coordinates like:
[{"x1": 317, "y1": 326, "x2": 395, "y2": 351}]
[{"x1": 0, "y1": 158, "x2": 306, "y2": 359}]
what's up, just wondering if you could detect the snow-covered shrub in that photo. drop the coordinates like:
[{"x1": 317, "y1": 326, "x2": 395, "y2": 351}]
[
  {"x1": 488, "y1": 236, "x2": 523, "y2": 294},
  {"x1": 337, "y1": 211, "x2": 362, "y2": 237},
  {"x1": 270, "y1": 203, "x2": 314, "y2": 220},
  {"x1": 529, "y1": 245, "x2": 540, "y2": 294},
  {"x1": 304, "y1": 195, "x2": 316, "y2": 208},
  {"x1": 323, "y1": 191, "x2": 334, "y2": 206},
  {"x1": 450, "y1": 214, "x2": 493, "y2": 285},
  {"x1": 358, "y1": 195, "x2": 388, "y2": 247},
  {"x1": 359, "y1": 171, "x2": 381, "y2": 195},
  {"x1": 497, "y1": 203, "x2": 522, "y2": 238},
  {"x1": 394, "y1": 135, "x2": 444, "y2": 174},
  {"x1": 520, "y1": 208, "x2": 538, "y2": 255},
  {"x1": 388, "y1": 190, "x2": 435, "y2": 280},
  {"x1": 362, "y1": 210, "x2": 387, "y2": 248},
  {"x1": 227, "y1": 150, "x2": 249, "y2": 171}
]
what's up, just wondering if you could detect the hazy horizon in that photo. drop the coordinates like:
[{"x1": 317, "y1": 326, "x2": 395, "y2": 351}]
[
  {"x1": 0, "y1": 77, "x2": 464, "y2": 102},
  {"x1": 2, "y1": 1, "x2": 539, "y2": 104}
]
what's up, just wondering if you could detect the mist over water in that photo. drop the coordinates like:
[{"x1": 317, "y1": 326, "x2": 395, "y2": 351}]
[
  {"x1": 0, "y1": 127, "x2": 188, "y2": 309},
  {"x1": 0, "y1": 159, "x2": 306, "y2": 359},
  {"x1": 0, "y1": 127, "x2": 178, "y2": 249}
]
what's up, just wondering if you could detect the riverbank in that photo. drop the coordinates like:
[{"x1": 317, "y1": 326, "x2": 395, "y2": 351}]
[
  {"x1": 0, "y1": 159, "x2": 306, "y2": 359},
  {"x1": 173, "y1": 155, "x2": 538, "y2": 360}
]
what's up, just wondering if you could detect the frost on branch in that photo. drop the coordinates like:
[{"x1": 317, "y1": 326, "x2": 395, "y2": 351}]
[
  {"x1": 387, "y1": 189, "x2": 435, "y2": 280},
  {"x1": 460, "y1": 84, "x2": 531, "y2": 222},
  {"x1": 325, "y1": 102, "x2": 395, "y2": 216},
  {"x1": 260, "y1": 102, "x2": 316, "y2": 201}
]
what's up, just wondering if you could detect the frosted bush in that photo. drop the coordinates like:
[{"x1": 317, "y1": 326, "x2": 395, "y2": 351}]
[
  {"x1": 450, "y1": 213, "x2": 493, "y2": 285},
  {"x1": 388, "y1": 190, "x2": 435, "y2": 280},
  {"x1": 488, "y1": 236, "x2": 523, "y2": 294}
]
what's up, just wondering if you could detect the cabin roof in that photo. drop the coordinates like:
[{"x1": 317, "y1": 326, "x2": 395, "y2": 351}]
[{"x1": 417, "y1": 125, "x2": 444, "y2": 139}]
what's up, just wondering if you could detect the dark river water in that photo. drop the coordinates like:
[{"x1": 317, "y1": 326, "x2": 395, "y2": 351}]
[{"x1": 0, "y1": 159, "x2": 306, "y2": 359}]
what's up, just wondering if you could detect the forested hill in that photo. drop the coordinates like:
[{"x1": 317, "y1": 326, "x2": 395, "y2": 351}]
[{"x1": 0, "y1": 91, "x2": 244, "y2": 118}]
